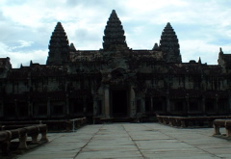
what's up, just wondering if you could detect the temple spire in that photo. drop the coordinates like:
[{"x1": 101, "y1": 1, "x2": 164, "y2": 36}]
[
  {"x1": 69, "y1": 43, "x2": 77, "y2": 52},
  {"x1": 219, "y1": 47, "x2": 223, "y2": 55},
  {"x1": 198, "y1": 57, "x2": 201, "y2": 64},
  {"x1": 46, "y1": 22, "x2": 70, "y2": 65},
  {"x1": 159, "y1": 22, "x2": 181, "y2": 63},
  {"x1": 103, "y1": 10, "x2": 128, "y2": 51},
  {"x1": 152, "y1": 43, "x2": 159, "y2": 51}
]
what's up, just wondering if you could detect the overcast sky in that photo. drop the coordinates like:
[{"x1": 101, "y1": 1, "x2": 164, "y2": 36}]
[{"x1": 0, "y1": 0, "x2": 231, "y2": 68}]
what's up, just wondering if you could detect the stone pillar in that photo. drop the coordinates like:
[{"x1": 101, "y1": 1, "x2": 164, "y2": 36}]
[
  {"x1": 66, "y1": 93, "x2": 70, "y2": 117},
  {"x1": 28, "y1": 73, "x2": 32, "y2": 118},
  {"x1": 14, "y1": 99, "x2": 19, "y2": 119},
  {"x1": 0, "y1": 101, "x2": 3, "y2": 117},
  {"x1": 150, "y1": 97, "x2": 153, "y2": 112},
  {"x1": 104, "y1": 85, "x2": 110, "y2": 118},
  {"x1": 28, "y1": 100, "x2": 32, "y2": 118},
  {"x1": 130, "y1": 86, "x2": 136, "y2": 117},
  {"x1": 228, "y1": 91, "x2": 231, "y2": 114},
  {"x1": 213, "y1": 125, "x2": 221, "y2": 135},
  {"x1": 0, "y1": 102, "x2": 2, "y2": 118},
  {"x1": 18, "y1": 133, "x2": 28, "y2": 150},
  {"x1": 202, "y1": 96, "x2": 206, "y2": 114},
  {"x1": 47, "y1": 97, "x2": 51, "y2": 118},
  {"x1": 186, "y1": 94, "x2": 189, "y2": 115},
  {"x1": 83, "y1": 97, "x2": 87, "y2": 115},
  {"x1": 166, "y1": 92, "x2": 171, "y2": 113},
  {"x1": 215, "y1": 94, "x2": 218, "y2": 114},
  {"x1": 40, "y1": 129, "x2": 49, "y2": 142},
  {"x1": 1, "y1": 102, "x2": 4, "y2": 118},
  {"x1": 92, "y1": 98, "x2": 98, "y2": 124},
  {"x1": 140, "y1": 97, "x2": 145, "y2": 113},
  {"x1": 93, "y1": 97, "x2": 98, "y2": 116}
]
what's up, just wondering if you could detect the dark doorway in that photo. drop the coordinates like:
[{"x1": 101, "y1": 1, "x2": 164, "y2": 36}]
[{"x1": 111, "y1": 90, "x2": 127, "y2": 117}]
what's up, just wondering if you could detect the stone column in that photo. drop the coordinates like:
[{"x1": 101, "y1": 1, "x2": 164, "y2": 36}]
[
  {"x1": 92, "y1": 94, "x2": 98, "y2": 124},
  {"x1": 150, "y1": 97, "x2": 153, "y2": 112},
  {"x1": 83, "y1": 97, "x2": 87, "y2": 115},
  {"x1": 166, "y1": 91, "x2": 171, "y2": 113},
  {"x1": 28, "y1": 100, "x2": 32, "y2": 118},
  {"x1": 186, "y1": 94, "x2": 189, "y2": 115},
  {"x1": 202, "y1": 96, "x2": 206, "y2": 114},
  {"x1": 228, "y1": 91, "x2": 231, "y2": 114},
  {"x1": 104, "y1": 85, "x2": 110, "y2": 118},
  {"x1": 140, "y1": 97, "x2": 145, "y2": 113},
  {"x1": 14, "y1": 99, "x2": 19, "y2": 119},
  {"x1": 47, "y1": 97, "x2": 51, "y2": 118},
  {"x1": 215, "y1": 94, "x2": 218, "y2": 114},
  {"x1": 0, "y1": 101, "x2": 3, "y2": 117},
  {"x1": 129, "y1": 85, "x2": 136, "y2": 117},
  {"x1": 28, "y1": 73, "x2": 32, "y2": 117},
  {"x1": 66, "y1": 93, "x2": 70, "y2": 117},
  {"x1": 18, "y1": 133, "x2": 28, "y2": 150},
  {"x1": 93, "y1": 97, "x2": 98, "y2": 116}
]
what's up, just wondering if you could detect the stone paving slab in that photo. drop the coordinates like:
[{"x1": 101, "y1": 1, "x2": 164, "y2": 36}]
[{"x1": 16, "y1": 123, "x2": 231, "y2": 159}]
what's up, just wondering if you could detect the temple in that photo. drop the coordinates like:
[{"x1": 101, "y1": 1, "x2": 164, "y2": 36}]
[{"x1": 0, "y1": 10, "x2": 231, "y2": 123}]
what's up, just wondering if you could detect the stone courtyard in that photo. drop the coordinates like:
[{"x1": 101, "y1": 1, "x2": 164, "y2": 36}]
[{"x1": 15, "y1": 123, "x2": 231, "y2": 159}]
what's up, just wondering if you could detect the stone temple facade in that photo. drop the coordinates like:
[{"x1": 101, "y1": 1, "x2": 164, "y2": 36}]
[{"x1": 0, "y1": 10, "x2": 231, "y2": 122}]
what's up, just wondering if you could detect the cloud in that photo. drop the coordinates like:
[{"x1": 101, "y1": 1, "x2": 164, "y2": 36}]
[
  {"x1": 11, "y1": 40, "x2": 34, "y2": 50},
  {"x1": 0, "y1": 41, "x2": 47, "y2": 68},
  {"x1": 181, "y1": 39, "x2": 231, "y2": 64}
]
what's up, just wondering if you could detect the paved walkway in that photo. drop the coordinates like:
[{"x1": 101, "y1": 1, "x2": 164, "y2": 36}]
[{"x1": 16, "y1": 123, "x2": 231, "y2": 159}]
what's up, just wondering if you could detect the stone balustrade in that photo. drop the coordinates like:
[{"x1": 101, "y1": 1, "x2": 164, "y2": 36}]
[
  {"x1": 213, "y1": 119, "x2": 231, "y2": 137},
  {"x1": 0, "y1": 124, "x2": 48, "y2": 155},
  {"x1": 157, "y1": 115, "x2": 231, "y2": 128},
  {"x1": 0, "y1": 117, "x2": 87, "y2": 132}
]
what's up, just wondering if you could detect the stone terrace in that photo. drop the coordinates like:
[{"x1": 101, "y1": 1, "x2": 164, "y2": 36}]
[{"x1": 16, "y1": 123, "x2": 231, "y2": 159}]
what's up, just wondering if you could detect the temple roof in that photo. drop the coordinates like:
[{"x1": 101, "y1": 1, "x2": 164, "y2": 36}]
[
  {"x1": 159, "y1": 22, "x2": 181, "y2": 63},
  {"x1": 7, "y1": 65, "x2": 67, "y2": 79},
  {"x1": 152, "y1": 43, "x2": 159, "y2": 51},
  {"x1": 103, "y1": 10, "x2": 128, "y2": 51},
  {"x1": 0, "y1": 57, "x2": 11, "y2": 66},
  {"x1": 47, "y1": 22, "x2": 70, "y2": 65},
  {"x1": 219, "y1": 52, "x2": 231, "y2": 68},
  {"x1": 0, "y1": 57, "x2": 11, "y2": 75},
  {"x1": 69, "y1": 43, "x2": 77, "y2": 52}
]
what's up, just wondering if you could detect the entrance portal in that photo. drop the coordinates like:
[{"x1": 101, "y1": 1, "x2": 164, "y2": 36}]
[{"x1": 111, "y1": 90, "x2": 128, "y2": 117}]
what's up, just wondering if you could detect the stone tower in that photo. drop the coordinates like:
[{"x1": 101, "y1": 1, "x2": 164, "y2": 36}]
[
  {"x1": 103, "y1": 10, "x2": 128, "y2": 51},
  {"x1": 159, "y1": 22, "x2": 182, "y2": 63},
  {"x1": 46, "y1": 22, "x2": 70, "y2": 65},
  {"x1": 152, "y1": 43, "x2": 160, "y2": 51}
]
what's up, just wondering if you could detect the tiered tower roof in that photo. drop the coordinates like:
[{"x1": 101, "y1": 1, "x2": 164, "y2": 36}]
[
  {"x1": 152, "y1": 43, "x2": 159, "y2": 51},
  {"x1": 159, "y1": 22, "x2": 181, "y2": 63},
  {"x1": 69, "y1": 43, "x2": 77, "y2": 52},
  {"x1": 47, "y1": 22, "x2": 70, "y2": 65},
  {"x1": 103, "y1": 10, "x2": 128, "y2": 51}
]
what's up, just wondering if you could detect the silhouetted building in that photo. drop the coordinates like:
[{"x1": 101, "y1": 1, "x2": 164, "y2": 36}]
[{"x1": 0, "y1": 10, "x2": 230, "y2": 123}]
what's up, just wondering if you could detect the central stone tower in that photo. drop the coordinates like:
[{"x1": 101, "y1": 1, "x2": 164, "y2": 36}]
[
  {"x1": 103, "y1": 10, "x2": 129, "y2": 51},
  {"x1": 159, "y1": 22, "x2": 182, "y2": 63}
]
